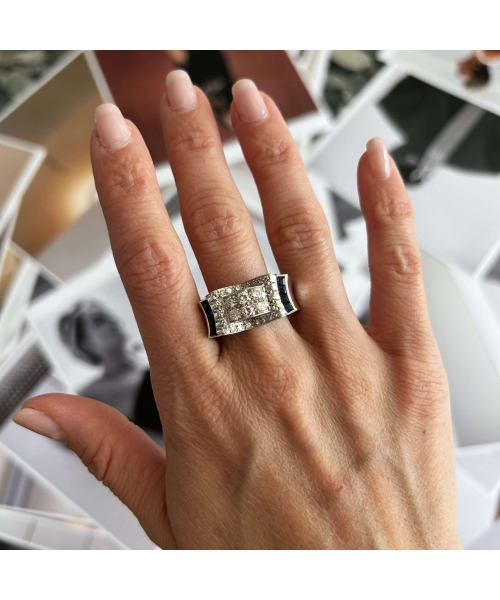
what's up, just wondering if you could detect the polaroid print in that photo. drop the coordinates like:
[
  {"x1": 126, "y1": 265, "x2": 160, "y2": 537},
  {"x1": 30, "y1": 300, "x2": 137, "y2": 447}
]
[
  {"x1": 0, "y1": 133, "x2": 46, "y2": 237},
  {"x1": 27, "y1": 252, "x2": 164, "y2": 442},
  {"x1": 0, "y1": 257, "x2": 39, "y2": 366},
  {"x1": 0, "y1": 242, "x2": 59, "y2": 367},
  {"x1": 380, "y1": 50, "x2": 500, "y2": 118},
  {"x1": 0, "y1": 53, "x2": 110, "y2": 260},
  {"x1": 422, "y1": 250, "x2": 500, "y2": 447}
]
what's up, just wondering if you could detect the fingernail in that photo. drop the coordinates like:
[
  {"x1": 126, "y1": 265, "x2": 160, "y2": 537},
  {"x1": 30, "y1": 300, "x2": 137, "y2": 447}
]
[
  {"x1": 13, "y1": 408, "x2": 65, "y2": 442},
  {"x1": 232, "y1": 79, "x2": 268, "y2": 124},
  {"x1": 366, "y1": 138, "x2": 391, "y2": 180},
  {"x1": 166, "y1": 70, "x2": 197, "y2": 112},
  {"x1": 94, "y1": 104, "x2": 131, "y2": 149}
]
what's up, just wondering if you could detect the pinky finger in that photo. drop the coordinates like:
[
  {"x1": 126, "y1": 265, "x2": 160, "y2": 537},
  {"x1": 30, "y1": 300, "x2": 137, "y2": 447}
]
[{"x1": 357, "y1": 139, "x2": 433, "y2": 354}]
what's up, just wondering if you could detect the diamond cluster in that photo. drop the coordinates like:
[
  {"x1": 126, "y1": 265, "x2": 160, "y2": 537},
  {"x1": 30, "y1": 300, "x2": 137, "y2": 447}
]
[
  {"x1": 204, "y1": 274, "x2": 292, "y2": 336},
  {"x1": 225, "y1": 285, "x2": 269, "y2": 323}
]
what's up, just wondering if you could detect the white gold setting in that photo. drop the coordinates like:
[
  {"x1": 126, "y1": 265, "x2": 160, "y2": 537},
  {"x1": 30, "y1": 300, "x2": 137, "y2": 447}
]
[{"x1": 200, "y1": 274, "x2": 299, "y2": 338}]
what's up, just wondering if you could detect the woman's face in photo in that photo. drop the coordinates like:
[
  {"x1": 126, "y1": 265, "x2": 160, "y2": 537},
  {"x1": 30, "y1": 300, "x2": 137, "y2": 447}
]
[{"x1": 82, "y1": 307, "x2": 127, "y2": 361}]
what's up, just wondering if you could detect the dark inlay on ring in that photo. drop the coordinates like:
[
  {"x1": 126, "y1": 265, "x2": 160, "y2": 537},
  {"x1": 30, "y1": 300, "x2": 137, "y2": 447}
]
[
  {"x1": 277, "y1": 275, "x2": 294, "y2": 313},
  {"x1": 201, "y1": 299, "x2": 217, "y2": 337}
]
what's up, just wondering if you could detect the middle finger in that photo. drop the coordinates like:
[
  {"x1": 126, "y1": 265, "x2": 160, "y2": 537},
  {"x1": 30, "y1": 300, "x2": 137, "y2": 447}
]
[{"x1": 160, "y1": 70, "x2": 267, "y2": 293}]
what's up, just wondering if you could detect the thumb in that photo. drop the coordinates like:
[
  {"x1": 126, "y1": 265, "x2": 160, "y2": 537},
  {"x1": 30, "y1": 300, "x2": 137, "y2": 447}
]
[{"x1": 13, "y1": 393, "x2": 174, "y2": 548}]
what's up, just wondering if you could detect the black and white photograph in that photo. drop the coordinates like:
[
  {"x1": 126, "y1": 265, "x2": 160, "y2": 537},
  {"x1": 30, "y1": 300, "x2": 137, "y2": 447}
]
[{"x1": 27, "y1": 254, "x2": 163, "y2": 439}]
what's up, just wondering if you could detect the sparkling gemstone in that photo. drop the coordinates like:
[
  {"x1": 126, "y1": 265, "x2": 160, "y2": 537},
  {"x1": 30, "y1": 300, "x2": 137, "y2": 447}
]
[
  {"x1": 242, "y1": 305, "x2": 254, "y2": 317},
  {"x1": 250, "y1": 286, "x2": 264, "y2": 299},
  {"x1": 229, "y1": 308, "x2": 241, "y2": 321},
  {"x1": 256, "y1": 301, "x2": 268, "y2": 313},
  {"x1": 238, "y1": 291, "x2": 250, "y2": 303}
]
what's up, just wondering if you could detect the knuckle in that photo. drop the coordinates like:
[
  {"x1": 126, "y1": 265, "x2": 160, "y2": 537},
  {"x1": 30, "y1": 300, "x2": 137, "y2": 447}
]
[
  {"x1": 377, "y1": 243, "x2": 422, "y2": 283},
  {"x1": 187, "y1": 199, "x2": 250, "y2": 250},
  {"x1": 372, "y1": 188, "x2": 414, "y2": 226},
  {"x1": 251, "y1": 136, "x2": 300, "y2": 173},
  {"x1": 82, "y1": 436, "x2": 115, "y2": 485},
  {"x1": 168, "y1": 126, "x2": 218, "y2": 162},
  {"x1": 100, "y1": 158, "x2": 157, "y2": 209},
  {"x1": 271, "y1": 208, "x2": 330, "y2": 254},
  {"x1": 118, "y1": 235, "x2": 185, "y2": 299}
]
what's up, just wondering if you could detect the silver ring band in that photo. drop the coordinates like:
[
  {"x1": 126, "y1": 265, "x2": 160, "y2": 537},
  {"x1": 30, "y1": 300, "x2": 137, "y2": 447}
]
[{"x1": 200, "y1": 274, "x2": 299, "y2": 338}]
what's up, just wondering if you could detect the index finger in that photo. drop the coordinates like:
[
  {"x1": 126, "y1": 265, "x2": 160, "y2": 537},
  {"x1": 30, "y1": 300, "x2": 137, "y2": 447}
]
[{"x1": 91, "y1": 104, "x2": 217, "y2": 375}]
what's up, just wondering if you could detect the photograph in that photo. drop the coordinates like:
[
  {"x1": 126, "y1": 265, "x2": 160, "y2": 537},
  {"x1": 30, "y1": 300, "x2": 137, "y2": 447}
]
[
  {"x1": 27, "y1": 253, "x2": 162, "y2": 438},
  {"x1": 381, "y1": 50, "x2": 500, "y2": 116}
]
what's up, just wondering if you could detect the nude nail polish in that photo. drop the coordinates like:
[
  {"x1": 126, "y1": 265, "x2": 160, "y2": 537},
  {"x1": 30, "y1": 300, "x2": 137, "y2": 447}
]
[
  {"x1": 232, "y1": 79, "x2": 268, "y2": 124},
  {"x1": 166, "y1": 70, "x2": 198, "y2": 112},
  {"x1": 94, "y1": 104, "x2": 131, "y2": 149},
  {"x1": 366, "y1": 138, "x2": 391, "y2": 180},
  {"x1": 13, "y1": 408, "x2": 66, "y2": 441}
]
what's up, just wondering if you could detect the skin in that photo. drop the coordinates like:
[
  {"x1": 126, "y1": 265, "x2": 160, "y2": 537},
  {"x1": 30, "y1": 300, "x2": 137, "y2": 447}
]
[{"x1": 22, "y1": 85, "x2": 461, "y2": 549}]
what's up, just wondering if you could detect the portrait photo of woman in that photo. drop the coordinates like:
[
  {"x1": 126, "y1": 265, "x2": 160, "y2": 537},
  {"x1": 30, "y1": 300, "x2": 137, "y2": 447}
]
[{"x1": 58, "y1": 300, "x2": 161, "y2": 435}]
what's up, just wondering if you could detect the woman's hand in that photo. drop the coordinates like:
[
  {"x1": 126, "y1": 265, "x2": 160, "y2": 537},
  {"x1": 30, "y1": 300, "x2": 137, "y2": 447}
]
[{"x1": 14, "y1": 71, "x2": 460, "y2": 549}]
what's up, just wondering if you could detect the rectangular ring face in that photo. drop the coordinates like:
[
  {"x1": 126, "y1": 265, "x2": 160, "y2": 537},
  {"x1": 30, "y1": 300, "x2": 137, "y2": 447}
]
[
  {"x1": 223, "y1": 285, "x2": 270, "y2": 323},
  {"x1": 201, "y1": 274, "x2": 299, "y2": 337}
]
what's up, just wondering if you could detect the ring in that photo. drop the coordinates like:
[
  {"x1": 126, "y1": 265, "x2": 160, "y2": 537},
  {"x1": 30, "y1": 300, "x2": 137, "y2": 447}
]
[{"x1": 200, "y1": 274, "x2": 299, "y2": 338}]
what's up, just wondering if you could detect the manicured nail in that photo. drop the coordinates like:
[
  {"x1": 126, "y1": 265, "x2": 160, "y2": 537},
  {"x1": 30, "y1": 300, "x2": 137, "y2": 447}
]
[
  {"x1": 13, "y1": 408, "x2": 65, "y2": 442},
  {"x1": 232, "y1": 79, "x2": 268, "y2": 124},
  {"x1": 94, "y1": 104, "x2": 131, "y2": 149},
  {"x1": 366, "y1": 138, "x2": 391, "y2": 180},
  {"x1": 166, "y1": 70, "x2": 197, "y2": 112}
]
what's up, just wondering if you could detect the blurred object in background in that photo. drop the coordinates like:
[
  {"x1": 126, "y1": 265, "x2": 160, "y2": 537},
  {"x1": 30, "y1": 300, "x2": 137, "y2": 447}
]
[
  {"x1": 0, "y1": 52, "x2": 111, "y2": 258},
  {"x1": 457, "y1": 51, "x2": 500, "y2": 88},
  {"x1": 323, "y1": 50, "x2": 383, "y2": 116},
  {"x1": 0, "y1": 442, "x2": 122, "y2": 549},
  {"x1": 379, "y1": 76, "x2": 500, "y2": 184},
  {"x1": 94, "y1": 50, "x2": 319, "y2": 163},
  {"x1": 288, "y1": 50, "x2": 384, "y2": 117},
  {"x1": 166, "y1": 50, "x2": 234, "y2": 130},
  {"x1": 381, "y1": 51, "x2": 500, "y2": 117},
  {"x1": 0, "y1": 51, "x2": 69, "y2": 114}
]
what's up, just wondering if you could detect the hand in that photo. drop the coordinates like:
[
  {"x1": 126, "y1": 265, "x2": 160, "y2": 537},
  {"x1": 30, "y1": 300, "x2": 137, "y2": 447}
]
[{"x1": 14, "y1": 71, "x2": 461, "y2": 549}]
